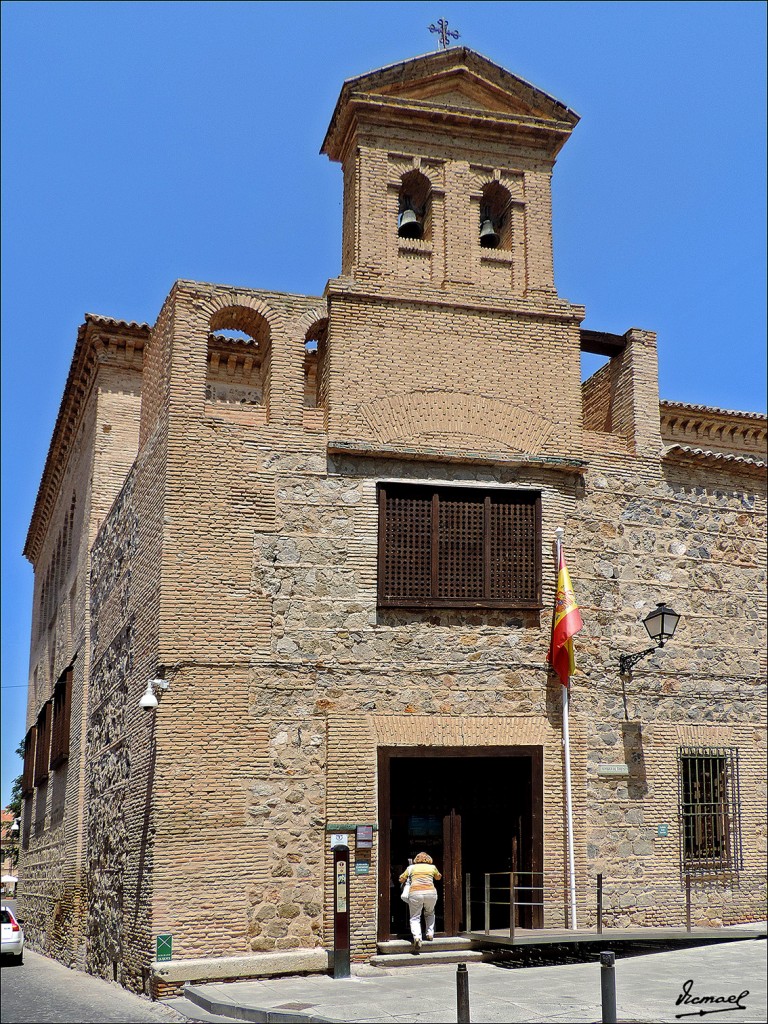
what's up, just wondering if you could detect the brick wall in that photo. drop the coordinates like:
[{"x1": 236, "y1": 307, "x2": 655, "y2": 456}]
[
  {"x1": 19, "y1": 326, "x2": 144, "y2": 971},
  {"x1": 18, "y1": 47, "x2": 766, "y2": 991}
]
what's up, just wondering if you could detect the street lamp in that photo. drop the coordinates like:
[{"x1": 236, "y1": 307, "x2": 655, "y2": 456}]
[{"x1": 619, "y1": 603, "x2": 681, "y2": 675}]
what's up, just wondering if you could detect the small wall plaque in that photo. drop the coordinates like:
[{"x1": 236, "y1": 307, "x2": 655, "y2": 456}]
[
  {"x1": 596, "y1": 764, "x2": 630, "y2": 778},
  {"x1": 355, "y1": 861, "x2": 370, "y2": 875},
  {"x1": 156, "y1": 934, "x2": 172, "y2": 961},
  {"x1": 356, "y1": 825, "x2": 373, "y2": 849},
  {"x1": 330, "y1": 833, "x2": 350, "y2": 849},
  {"x1": 658, "y1": 823, "x2": 668, "y2": 837}
]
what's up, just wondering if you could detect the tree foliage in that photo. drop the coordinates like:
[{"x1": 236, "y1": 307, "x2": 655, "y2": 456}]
[{"x1": 6, "y1": 740, "x2": 24, "y2": 820}]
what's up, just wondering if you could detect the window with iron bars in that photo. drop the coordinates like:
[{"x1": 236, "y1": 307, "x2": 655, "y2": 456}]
[{"x1": 678, "y1": 747, "x2": 742, "y2": 877}]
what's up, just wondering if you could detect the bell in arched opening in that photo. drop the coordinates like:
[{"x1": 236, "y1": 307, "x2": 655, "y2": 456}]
[
  {"x1": 479, "y1": 217, "x2": 500, "y2": 249},
  {"x1": 398, "y1": 205, "x2": 423, "y2": 240}
]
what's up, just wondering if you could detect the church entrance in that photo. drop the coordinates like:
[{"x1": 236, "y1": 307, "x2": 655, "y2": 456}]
[{"x1": 377, "y1": 747, "x2": 543, "y2": 940}]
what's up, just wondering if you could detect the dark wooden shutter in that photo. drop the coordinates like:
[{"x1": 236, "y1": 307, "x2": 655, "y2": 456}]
[
  {"x1": 50, "y1": 666, "x2": 73, "y2": 770},
  {"x1": 437, "y1": 492, "x2": 484, "y2": 600},
  {"x1": 379, "y1": 484, "x2": 541, "y2": 609},
  {"x1": 379, "y1": 486, "x2": 432, "y2": 602},
  {"x1": 490, "y1": 494, "x2": 539, "y2": 603},
  {"x1": 21, "y1": 727, "x2": 36, "y2": 797},
  {"x1": 34, "y1": 701, "x2": 52, "y2": 786}
]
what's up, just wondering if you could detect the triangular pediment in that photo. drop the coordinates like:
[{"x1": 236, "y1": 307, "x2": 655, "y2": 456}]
[
  {"x1": 373, "y1": 65, "x2": 562, "y2": 120},
  {"x1": 322, "y1": 47, "x2": 578, "y2": 160}
]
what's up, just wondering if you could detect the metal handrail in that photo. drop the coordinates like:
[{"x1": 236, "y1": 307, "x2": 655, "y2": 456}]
[{"x1": 465, "y1": 868, "x2": 547, "y2": 939}]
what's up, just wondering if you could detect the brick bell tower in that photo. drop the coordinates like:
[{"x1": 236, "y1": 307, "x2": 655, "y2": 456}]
[{"x1": 320, "y1": 47, "x2": 587, "y2": 466}]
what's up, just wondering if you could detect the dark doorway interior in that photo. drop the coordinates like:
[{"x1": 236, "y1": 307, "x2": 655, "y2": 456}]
[{"x1": 378, "y1": 748, "x2": 542, "y2": 939}]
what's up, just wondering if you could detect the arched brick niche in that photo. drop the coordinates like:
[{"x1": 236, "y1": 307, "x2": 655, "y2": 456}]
[{"x1": 206, "y1": 305, "x2": 272, "y2": 417}]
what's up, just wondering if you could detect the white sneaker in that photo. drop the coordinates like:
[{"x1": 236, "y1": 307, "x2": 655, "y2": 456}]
[{"x1": 412, "y1": 938, "x2": 421, "y2": 952}]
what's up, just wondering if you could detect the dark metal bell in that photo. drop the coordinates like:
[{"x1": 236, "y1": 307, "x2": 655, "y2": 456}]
[
  {"x1": 479, "y1": 218, "x2": 500, "y2": 248},
  {"x1": 398, "y1": 208, "x2": 423, "y2": 239}
]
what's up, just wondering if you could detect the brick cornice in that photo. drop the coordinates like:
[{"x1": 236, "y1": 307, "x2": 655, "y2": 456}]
[
  {"x1": 661, "y1": 443, "x2": 767, "y2": 476},
  {"x1": 660, "y1": 401, "x2": 767, "y2": 458},
  {"x1": 325, "y1": 277, "x2": 584, "y2": 324},
  {"x1": 328, "y1": 439, "x2": 586, "y2": 473},
  {"x1": 329, "y1": 94, "x2": 575, "y2": 164},
  {"x1": 24, "y1": 315, "x2": 149, "y2": 564}
]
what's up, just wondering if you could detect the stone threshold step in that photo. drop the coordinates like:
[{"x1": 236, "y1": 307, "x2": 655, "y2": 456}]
[
  {"x1": 370, "y1": 949, "x2": 488, "y2": 968},
  {"x1": 377, "y1": 937, "x2": 474, "y2": 954}
]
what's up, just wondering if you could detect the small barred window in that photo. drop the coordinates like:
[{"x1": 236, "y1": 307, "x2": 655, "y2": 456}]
[{"x1": 678, "y1": 747, "x2": 742, "y2": 876}]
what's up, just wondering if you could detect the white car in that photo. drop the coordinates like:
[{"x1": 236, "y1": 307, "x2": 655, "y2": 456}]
[{"x1": 1, "y1": 906, "x2": 24, "y2": 964}]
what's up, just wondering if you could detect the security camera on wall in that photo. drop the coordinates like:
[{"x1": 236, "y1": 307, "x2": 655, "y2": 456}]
[{"x1": 140, "y1": 678, "x2": 169, "y2": 710}]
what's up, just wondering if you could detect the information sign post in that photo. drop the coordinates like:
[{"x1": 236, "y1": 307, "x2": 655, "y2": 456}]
[{"x1": 333, "y1": 843, "x2": 350, "y2": 979}]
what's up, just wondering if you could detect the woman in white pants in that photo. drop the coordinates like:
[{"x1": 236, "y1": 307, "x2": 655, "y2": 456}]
[{"x1": 399, "y1": 852, "x2": 442, "y2": 950}]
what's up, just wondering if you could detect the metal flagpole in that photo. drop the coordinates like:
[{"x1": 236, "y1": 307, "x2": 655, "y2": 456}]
[{"x1": 555, "y1": 526, "x2": 578, "y2": 930}]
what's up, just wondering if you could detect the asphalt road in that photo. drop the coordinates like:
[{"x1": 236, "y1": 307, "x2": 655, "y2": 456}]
[{"x1": 0, "y1": 947, "x2": 190, "y2": 1024}]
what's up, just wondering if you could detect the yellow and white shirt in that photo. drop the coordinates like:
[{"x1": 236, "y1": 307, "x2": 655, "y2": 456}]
[{"x1": 399, "y1": 863, "x2": 442, "y2": 892}]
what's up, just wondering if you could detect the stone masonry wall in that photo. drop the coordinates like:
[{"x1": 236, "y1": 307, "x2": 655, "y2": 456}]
[
  {"x1": 20, "y1": 346, "x2": 142, "y2": 970},
  {"x1": 83, "y1": 301, "x2": 172, "y2": 993},
  {"x1": 144, "y1": 280, "x2": 765, "y2": 968},
  {"x1": 21, "y1": 49, "x2": 767, "y2": 989}
]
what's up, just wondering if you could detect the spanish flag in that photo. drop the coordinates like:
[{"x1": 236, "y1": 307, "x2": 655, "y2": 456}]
[{"x1": 547, "y1": 548, "x2": 583, "y2": 686}]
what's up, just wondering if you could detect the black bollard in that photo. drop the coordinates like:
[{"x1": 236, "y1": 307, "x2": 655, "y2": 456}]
[
  {"x1": 597, "y1": 873, "x2": 603, "y2": 934},
  {"x1": 456, "y1": 962, "x2": 470, "y2": 1023},
  {"x1": 685, "y1": 872, "x2": 692, "y2": 932},
  {"x1": 600, "y1": 951, "x2": 617, "y2": 1024}
]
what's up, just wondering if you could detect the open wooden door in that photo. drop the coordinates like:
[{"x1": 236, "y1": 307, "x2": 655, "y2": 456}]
[
  {"x1": 442, "y1": 808, "x2": 462, "y2": 934},
  {"x1": 378, "y1": 747, "x2": 542, "y2": 939}
]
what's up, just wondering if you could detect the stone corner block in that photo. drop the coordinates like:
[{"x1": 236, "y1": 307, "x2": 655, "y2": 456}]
[{"x1": 150, "y1": 947, "x2": 330, "y2": 983}]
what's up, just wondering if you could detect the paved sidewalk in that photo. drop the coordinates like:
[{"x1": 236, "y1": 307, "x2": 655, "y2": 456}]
[{"x1": 168, "y1": 936, "x2": 767, "y2": 1024}]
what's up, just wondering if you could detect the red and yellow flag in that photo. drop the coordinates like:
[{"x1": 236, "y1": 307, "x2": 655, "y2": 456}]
[{"x1": 546, "y1": 548, "x2": 583, "y2": 686}]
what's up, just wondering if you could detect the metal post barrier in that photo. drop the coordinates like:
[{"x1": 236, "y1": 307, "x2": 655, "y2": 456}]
[
  {"x1": 465, "y1": 873, "x2": 472, "y2": 933},
  {"x1": 685, "y1": 872, "x2": 691, "y2": 932},
  {"x1": 600, "y1": 951, "x2": 617, "y2": 1024},
  {"x1": 509, "y1": 836, "x2": 517, "y2": 940},
  {"x1": 597, "y1": 873, "x2": 603, "y2": 934},
  {"x1": 484, "y1": 874, "x2": 491, "y2": 935},
  {"x1": 456, "y1": 962, "x2": 470, "y2": 1023}
]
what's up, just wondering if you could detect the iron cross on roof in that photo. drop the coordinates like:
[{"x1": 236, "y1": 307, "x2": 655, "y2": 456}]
[{"x1": 429, "y1": 18, "x2": 460, "y2": 50}]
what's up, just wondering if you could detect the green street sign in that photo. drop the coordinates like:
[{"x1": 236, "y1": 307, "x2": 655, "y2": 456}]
[{"x1": 156, "y1": 934, "x2": 172, "y2": 961}]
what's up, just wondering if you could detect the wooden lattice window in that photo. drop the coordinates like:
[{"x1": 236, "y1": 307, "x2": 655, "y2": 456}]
[
  {"x1": 33, "y1": 700, "x2": 52, "y2": 786},
  {"x1": 21, "y1": 727, "x2": 36, "y2": 797},
  {"x1": 678, "y1": 747, "x2": 742, "y2": 877},
  {"x1": 378, "y1": 484, "x2": 541, "y2": 608},
  {"x1": 50, "y1": 666, "x2": 73, "y2": 770}
]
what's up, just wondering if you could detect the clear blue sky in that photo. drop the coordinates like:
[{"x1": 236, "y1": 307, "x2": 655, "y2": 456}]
[{"x1": 1, "y1": 1, "x2": 765, "y2": 805}]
